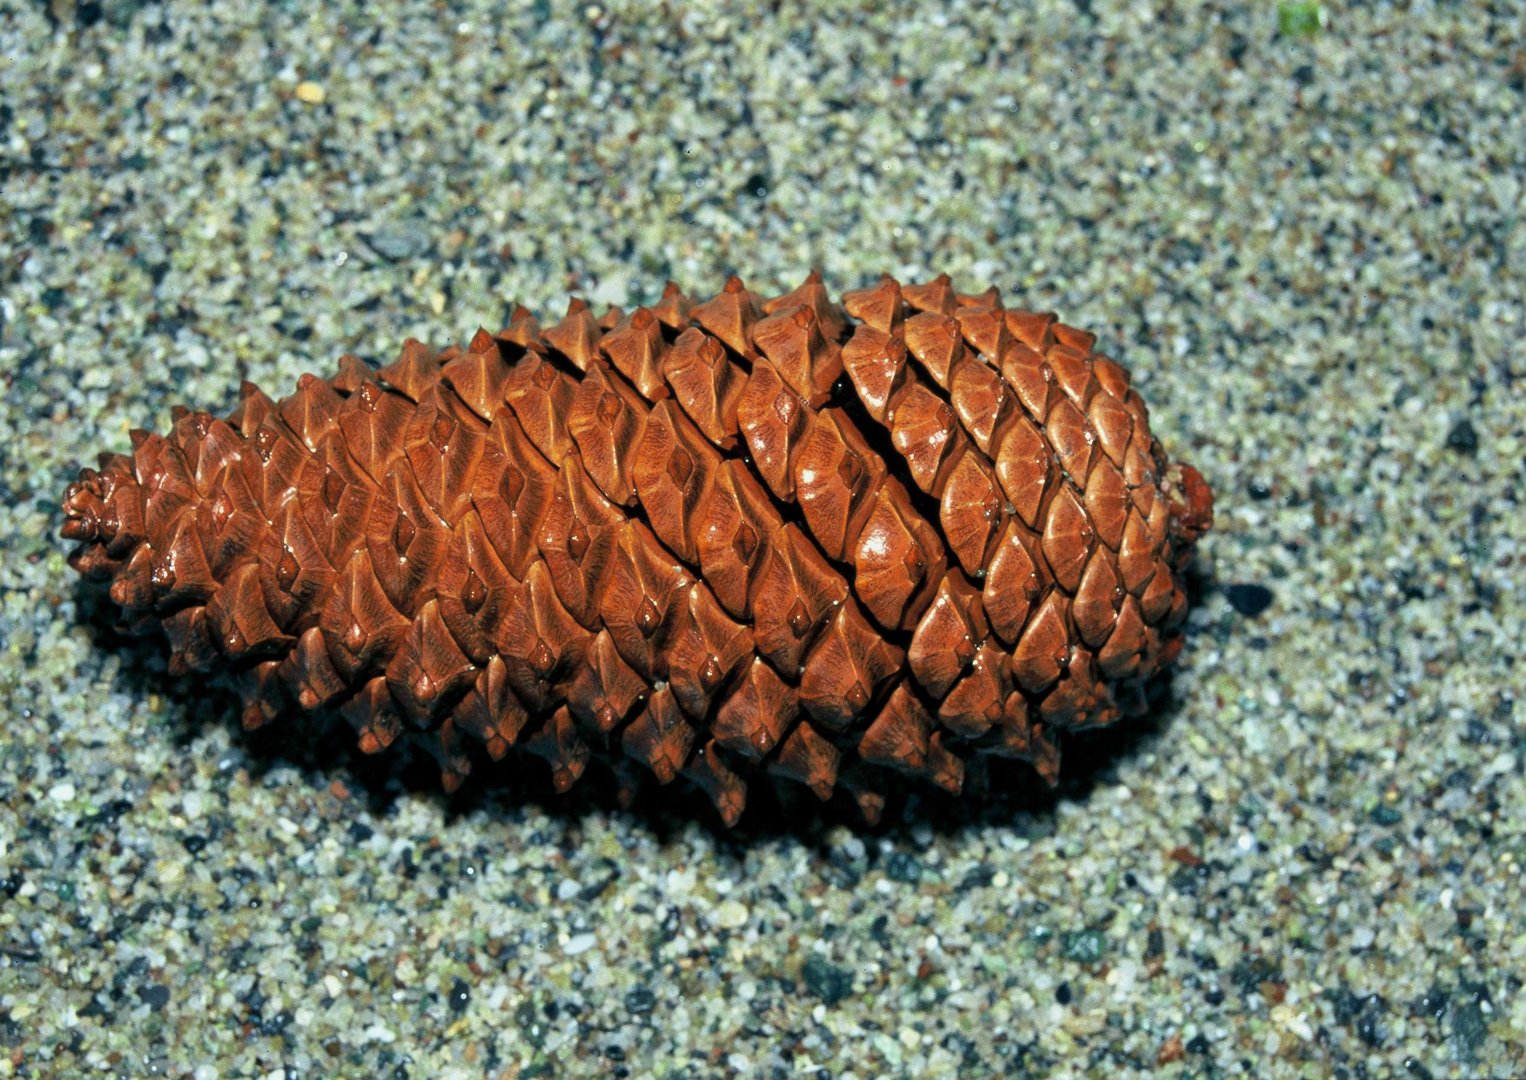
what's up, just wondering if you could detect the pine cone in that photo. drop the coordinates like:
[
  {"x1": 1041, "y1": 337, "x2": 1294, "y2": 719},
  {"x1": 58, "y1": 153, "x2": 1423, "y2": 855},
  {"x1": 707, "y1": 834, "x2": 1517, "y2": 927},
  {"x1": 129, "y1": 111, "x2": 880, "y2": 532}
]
[{"x1": 61, "y1": 272, "x2": 1213, "y2": 826}]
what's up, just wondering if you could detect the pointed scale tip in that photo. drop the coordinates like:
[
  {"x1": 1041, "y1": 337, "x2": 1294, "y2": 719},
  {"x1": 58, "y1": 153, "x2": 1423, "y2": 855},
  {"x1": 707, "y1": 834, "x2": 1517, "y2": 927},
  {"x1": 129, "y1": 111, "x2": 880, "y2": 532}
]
[{"x1": 60, "y1": 515, "x2": 97, "y2": 541}]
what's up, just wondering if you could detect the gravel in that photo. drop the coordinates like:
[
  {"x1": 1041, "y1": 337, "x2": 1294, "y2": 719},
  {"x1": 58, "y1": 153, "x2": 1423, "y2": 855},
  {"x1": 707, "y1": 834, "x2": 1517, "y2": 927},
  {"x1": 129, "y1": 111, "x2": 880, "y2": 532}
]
[{"x1": 1, "y1": 1, "x2": 1522, "y2": 1076}]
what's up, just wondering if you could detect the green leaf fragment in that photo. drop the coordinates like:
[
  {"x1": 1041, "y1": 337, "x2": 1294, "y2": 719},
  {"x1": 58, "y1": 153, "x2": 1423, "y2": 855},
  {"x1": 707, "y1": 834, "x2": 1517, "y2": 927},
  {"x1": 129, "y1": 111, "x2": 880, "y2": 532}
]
[{"x1": 1278, "y1": 2, "x2": 1323, "y2": 38}]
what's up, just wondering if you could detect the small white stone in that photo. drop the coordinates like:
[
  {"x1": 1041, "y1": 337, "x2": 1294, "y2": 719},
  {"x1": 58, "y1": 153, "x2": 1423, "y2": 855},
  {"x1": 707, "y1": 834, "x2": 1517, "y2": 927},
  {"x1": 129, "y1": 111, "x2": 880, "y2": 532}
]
[
  {"x1": 564, "y1": 932, "x2": 597, "y2": 955},
  {"x1": 1061, "y1": 1010, "x2": 1108, "y2": 1036},
  {"x1": 48, "y1": 782, "x2": 76, "y2": 803},
  {"x1": 713, "y1": 900, "x2": 749, "y2": 930},
  {"x1": 1272, "y1": 1004, "x2": 1314, "y2": 1040}
]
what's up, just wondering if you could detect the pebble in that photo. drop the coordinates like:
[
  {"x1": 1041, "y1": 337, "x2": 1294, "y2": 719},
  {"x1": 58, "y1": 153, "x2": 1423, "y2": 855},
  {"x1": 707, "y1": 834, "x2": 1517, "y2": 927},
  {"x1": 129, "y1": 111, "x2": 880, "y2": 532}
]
[
  {"x1": 712, "y1": 900, "x2": 749, "y2": 930},
  {"x1": 1225, "y1": 583, "x2": 1275, "y2": 618},
  {"x1": 802, "y1": 955, "x2": 854, "y2": 1006},
  {"x1": 365, "y1": 223, "x2": 432, "y2": 263},
  {"x1": 1445, "y1": 418, "x2": 1479, "y2": 456},
  {"x1": 1061, "y1": 929, "x2": 1107, "y2": 964}
]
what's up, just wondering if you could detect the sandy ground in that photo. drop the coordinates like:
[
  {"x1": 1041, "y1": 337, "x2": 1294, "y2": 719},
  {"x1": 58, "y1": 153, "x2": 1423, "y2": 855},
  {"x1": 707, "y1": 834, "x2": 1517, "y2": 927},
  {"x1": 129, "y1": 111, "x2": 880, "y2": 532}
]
[{"x1": 1, "y1": 1, "x2": 1521, "y2": 1076}]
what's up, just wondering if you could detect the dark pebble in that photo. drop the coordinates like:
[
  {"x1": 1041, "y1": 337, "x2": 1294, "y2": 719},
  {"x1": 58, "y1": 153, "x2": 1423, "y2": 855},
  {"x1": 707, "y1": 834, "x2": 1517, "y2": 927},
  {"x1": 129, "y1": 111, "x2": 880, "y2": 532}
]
[
  {"x1": 885, "y1": 851, "x2": 921, "y2": 883},
  {"x1": 1411, "y1": 984, "x2": 1449, "y2": 1021},
  {"x1": 1186, "y1": 1033, "x2": 1210, "y2": 1054},
  {"x1": 138, "y1": 983, "x2": 170, "y2": 1010},
  {"x1": 1231, "y1": 956, "x2": 1282, "y2": 995},
  {"x1": 623, "y1": 987, "x2": 656, "y2": 1015},
  {"x1": 448, "y1": 977, "x2": 470, "y2": 1014},
  {"x1": 959, "y1": 865, "x2": 996, "y2": 891},
  {"x1": 1247, "y1": 479, "x2": 1272, "y2": 500},
  {"x1": 515, "y1": 999, "x2": 548, "y2": 1048},
  {"x1": 1225, "y1": 583, "x2": 1274, "y2": 617},
  {"x1": 1370, "y1": 805, "x2": 1402, "y2": 827},
  {"x1": 1171, "y1": 866, "x2": 1202, "y2": 895},
  {"x1": 802, "y1": 954, "x2": 853, "y2": 1006},
  {"x1": 77, "y1": 793, "x2": 134, "y2": 829},
  {"x1": 578, "y1": 861, "x2": 622, "y2": 901},
  {"x1": 1445, "y1": 419, "x2": 1478, "y2": 455},
  {"x1": 1054, "y1": 982, "x2": 1072, "y2": 1005},
  {"x1": 1451, "y1": 998, "x2": 1487, "y2": 1059}
]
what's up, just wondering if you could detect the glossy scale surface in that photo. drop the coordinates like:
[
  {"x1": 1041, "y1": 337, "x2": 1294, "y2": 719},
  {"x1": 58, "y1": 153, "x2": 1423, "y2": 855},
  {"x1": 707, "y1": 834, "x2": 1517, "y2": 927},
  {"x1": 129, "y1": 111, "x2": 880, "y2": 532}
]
[{"x1": 62, "y1": 271, "x2": 1212, "y2": 825}]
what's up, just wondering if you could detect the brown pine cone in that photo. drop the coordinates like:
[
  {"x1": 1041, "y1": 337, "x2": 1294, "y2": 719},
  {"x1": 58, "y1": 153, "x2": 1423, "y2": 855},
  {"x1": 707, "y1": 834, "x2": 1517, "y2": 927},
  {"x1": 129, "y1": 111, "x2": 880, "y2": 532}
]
[{"x1": 61, "y1": 272, "x2": 1213, "y2": 826}]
